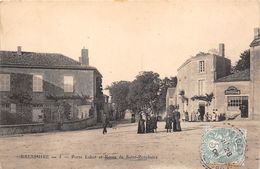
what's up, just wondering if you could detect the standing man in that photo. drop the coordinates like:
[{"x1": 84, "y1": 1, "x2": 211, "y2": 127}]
[{"x1": 102, "y1": 114, "x2": 110, "y2": 134}]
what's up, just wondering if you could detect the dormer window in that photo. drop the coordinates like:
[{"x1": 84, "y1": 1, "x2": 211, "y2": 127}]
[{"x1": 199, "y1": 60, "x2": 205, "y2": 73}]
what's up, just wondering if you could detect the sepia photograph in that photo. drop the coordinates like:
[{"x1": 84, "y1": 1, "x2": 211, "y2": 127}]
[{"x1": 0, "y1": 0, "x2": 259, "y2": 169}]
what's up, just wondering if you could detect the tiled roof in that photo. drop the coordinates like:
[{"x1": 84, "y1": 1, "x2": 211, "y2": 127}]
[
  {"x1": 0, "y1": 50, "x2": 99, "y2": 72},
  {"x1": 216, "y1": 69, "x2": 250, "y2": 82},
  {"x1": 0, "y1": 50, "x2": 81, "y2": 66}
]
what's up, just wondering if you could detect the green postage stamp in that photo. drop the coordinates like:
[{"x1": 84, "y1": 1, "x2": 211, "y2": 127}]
[{"x1": 200, "y1": 127, "x2": 247, "y2": 169}]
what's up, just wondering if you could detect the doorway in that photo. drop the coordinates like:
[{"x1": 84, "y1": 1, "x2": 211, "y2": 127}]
[
  {"x1": 240, "y1": 98, "x2": 248, "y2": 118},
  {"x1": 199, "y1": 103, "x2": 205, "y2": 121}
]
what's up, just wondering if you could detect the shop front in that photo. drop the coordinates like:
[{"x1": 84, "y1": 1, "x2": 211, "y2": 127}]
[{"x1": 215, "y1": 81, "x2": 251, "y2": 119}]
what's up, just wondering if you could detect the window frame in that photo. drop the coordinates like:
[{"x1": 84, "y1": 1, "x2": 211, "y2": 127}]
[
  {"x1": 227, "y1": 96, "x2": 248, "y2": 110},
  {"x1": 10, "y1": 103, "x2": 16, "y2": 114},
  {"x1": 63, "y1": 75, "x2": 74, "y2": 93},
  {"x1": 0, "y1": 74, "x2": 10, "y2": 91},
  {"x1": 199, "y1": 60, "x2": 205, "y2": 73},
  {"x1": 33, "y1": 74, "x2": 43, "y2": 92},
  {"x1": 0, "y1": 103, "x2": 10, "y2": 112},
  {"x1": 198, "y1": 79, "x2": 205, "y2": 95}
]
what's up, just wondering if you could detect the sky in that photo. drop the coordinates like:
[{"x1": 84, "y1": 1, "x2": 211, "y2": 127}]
[{"x1": 0, "y1": 0, "x2": 259, "y2": 92}]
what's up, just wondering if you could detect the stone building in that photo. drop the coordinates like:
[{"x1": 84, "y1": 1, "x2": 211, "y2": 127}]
[
  {"x1": 171, "y1": 43, "x2": 231, "y2": 119},
  {"x1": 167, "y1": 28, "x2": 260, "y2": 120},
  {"x1": 0, "y1": 47, "x2": 103, "y2": 125},
  {"x1": 250, "y1": 28, "x2": 260, "y2": 120}
]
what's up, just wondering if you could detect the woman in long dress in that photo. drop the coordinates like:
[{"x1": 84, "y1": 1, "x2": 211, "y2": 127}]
[
  {"x1": 165, "y1": 114, "x2": 172, "y2": 133},
  {"x1": 174, "y1": 109, "x2": 182, "y2": 132},
  {"x1": 146, "y1": 114, "x2": 151, "y2": 133},
  {"x1": 137, "y1": 113, "x2": 145, "y2": 134}
]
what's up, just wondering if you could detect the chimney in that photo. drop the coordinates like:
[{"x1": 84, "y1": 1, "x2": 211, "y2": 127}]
[
  {"x1": 81, "y1": 47, "x2": 89, "y2": 66},
  {"x1": 17, "y1": 46, "x2": 22, "y2": 56},
  {"x1": 254, "y1": 27, "x2": 260, "y2": 39},
  {"x1": 219, "y1": 43, "x2": 225, "y2": 57}
]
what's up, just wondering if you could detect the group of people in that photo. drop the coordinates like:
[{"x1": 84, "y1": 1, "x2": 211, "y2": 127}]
[
  {"x1": 137, "y1": 106, "x2": 182, "y2": 134},
  {"x1": 165, "y1": 106, "x2": 181, "y2": 132},
  {"x1": 137, "y1": 112, "x2": 158, "y2": 134},
  {"x1": 186, "y1": 110, "x2": 218, "y2": 122}
]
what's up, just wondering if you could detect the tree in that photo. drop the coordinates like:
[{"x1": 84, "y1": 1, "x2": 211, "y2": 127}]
[
  {"x1": 107, "y1": 72, "x2": 177, "y2": 116},
  {"x1": 9, "y1": 91, "x2": 32, "y2": 117},
  {"x1": 63, "y1": 102, "x2": 72, "y2": 120},
  {"x1": 127, "y1": 71, "x2": 161, "y2": 114},
  {"x1": 9, "y1": 73, "x2": 33, "y2": 116},
  {"x1": 95, "y1": 76, "x2": 104, "y2": 121},
  {"x1": 96, "y1": 76, "x2": 104, "y2": 98},
  {"x1": 107, "y1": 81, "x2": 131, "y2": 116},
  {"x1": 179, "y1": 90, "x2": 188, "y2": 103},
  {"x1": 233, "y1": 49, "x2": 250, "y2": 72}
]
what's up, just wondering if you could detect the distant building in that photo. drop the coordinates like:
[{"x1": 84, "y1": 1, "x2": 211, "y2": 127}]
[
  {"x1": 167, "y1": 28, "x2": 260, "y2": 120},
  {"x1": 0, "y1": 47, "x2": 103, "y2": 125}
]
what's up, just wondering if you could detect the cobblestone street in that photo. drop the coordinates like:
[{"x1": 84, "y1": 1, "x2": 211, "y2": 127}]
[{"x1": 0, "y1": 121, "x2": 259, "y2": 169}]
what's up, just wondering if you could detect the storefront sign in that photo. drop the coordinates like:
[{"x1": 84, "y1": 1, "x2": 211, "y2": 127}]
[{"x1": 225, "y1": 86, "x2": 241, "y2": 95}]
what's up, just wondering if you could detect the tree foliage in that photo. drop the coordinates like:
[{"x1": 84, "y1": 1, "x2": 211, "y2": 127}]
[
  {"x1": 179, "y1": 90, "x2": 188, "y2": 103},
  {"x1": 191, "y1": 92, "x2": 214, "y2": 106},
  {"x1": 107, "y1": 81, "x2": 131, "y2": 113},
  {"x1": 127, "y1": 71, "x2": 161, "y2": 113},
  {"x1": 233, "y1": 49, "x2": 250, "y2": 72},
  {"x1": 96, "y1": 76, "x2": 104, "y2": 98},
  {"x1": 107, "y1": 71, "x2": 177, "y2": 115},
  {"x1": 95, "y1": 76, "x2": 104, "y2": 113}
]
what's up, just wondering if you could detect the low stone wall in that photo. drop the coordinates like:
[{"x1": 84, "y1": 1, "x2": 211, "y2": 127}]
[
  {"x1": 61, "y1": 117, "x2": 96, "y2": 131},
  {"x1": 44, "y1": 123, "x2": 59, "y2": 132},
  {"x1": 0, "y1": 117, "x2": 97, "y2": 135},
  {"x1": 0, "y1": 123, "x2": 44, "y2": 135}
]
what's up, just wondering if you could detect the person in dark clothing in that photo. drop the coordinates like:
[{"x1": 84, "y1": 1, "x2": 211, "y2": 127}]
[
  {"x1": 103, "y1": 114, "x2": 110, "y2": 134},
  {"x1": 172, "y1": 110, "x2": 177, "y2": 131},
  {"x1": 137, "y1": 113, "x2": 145, "y2": 134},
  {"x1": 150, "y1": 113, "x2": 157, "y2": 133},
  {"x1": 146, "y1": 114, "x2": 151, "y2": 133},
  {"x1": 173, "y1": 108, "x2": 182, "y2": 132},
  {"x1": 131, "y1": 113, "x2": 136, "y2": 123},
  {"x1": 165, "y1": 114, "x2": 173, "y2": 133},
  {"x1": 149, "y1": 113, "x2": 157, "y2": 133},
  {"x1": 239, "y1": 104, "x2": 248, "y2": 118},
  {"x1": 184, "y1": 111, "x2": 189, "y2": 121}
]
